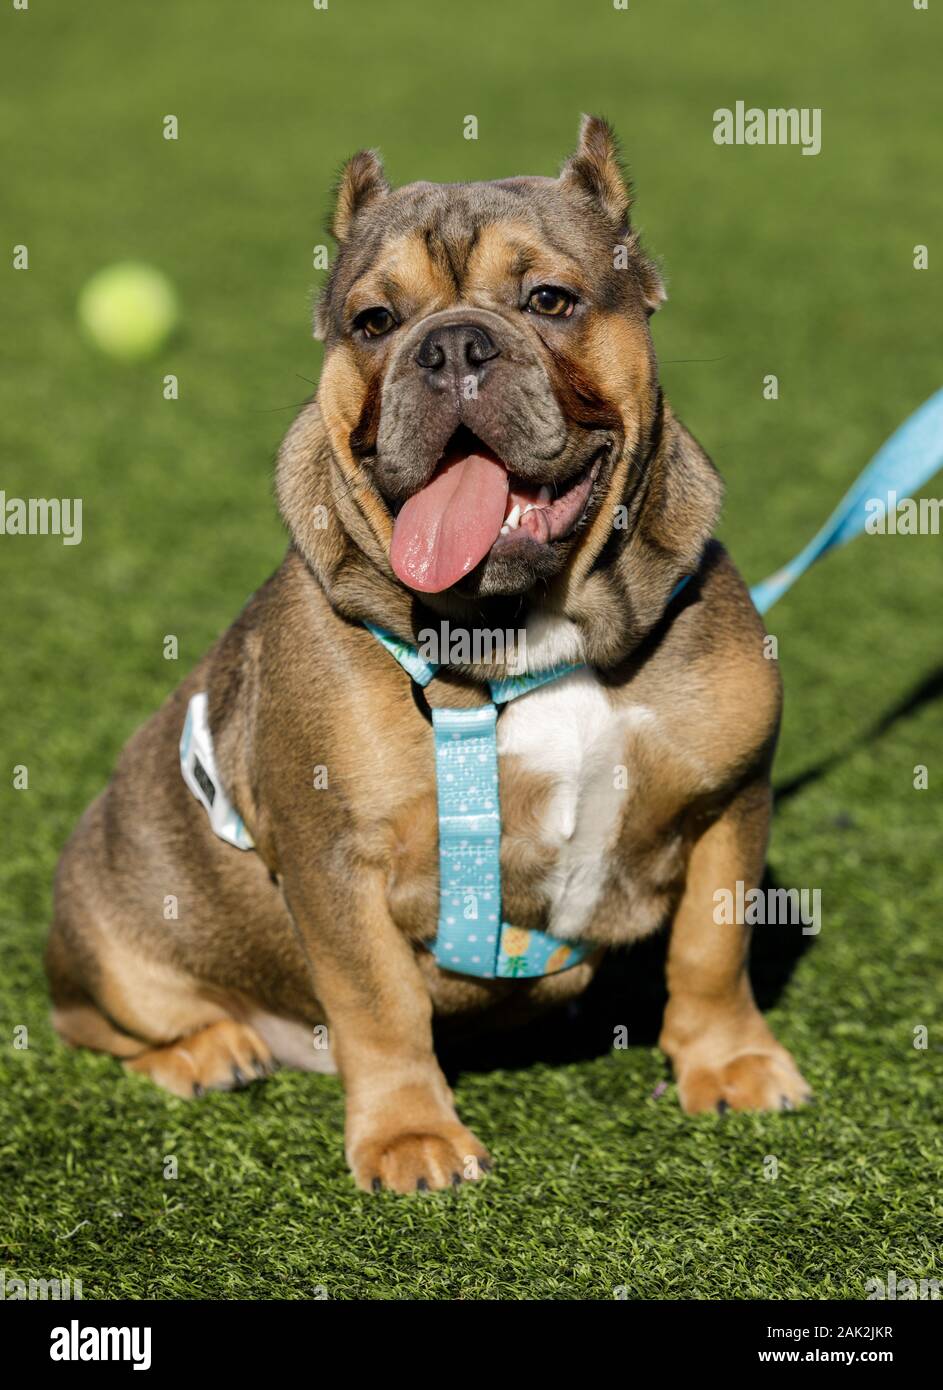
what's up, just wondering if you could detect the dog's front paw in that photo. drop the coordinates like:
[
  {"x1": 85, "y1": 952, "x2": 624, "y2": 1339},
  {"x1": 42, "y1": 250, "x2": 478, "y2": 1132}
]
[
  {"x1": 350, "y1": 1122, "x2": 491, "y2": 1194},
  {"x1": 677, "y1": 1046, "x2": 813, "y2": 1114}
]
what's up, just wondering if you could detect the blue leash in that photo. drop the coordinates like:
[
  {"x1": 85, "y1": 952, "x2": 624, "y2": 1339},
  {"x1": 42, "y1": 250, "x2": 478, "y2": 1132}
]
[{"x1": 749, "y1": 388, "x2": 943, "y2": 615}]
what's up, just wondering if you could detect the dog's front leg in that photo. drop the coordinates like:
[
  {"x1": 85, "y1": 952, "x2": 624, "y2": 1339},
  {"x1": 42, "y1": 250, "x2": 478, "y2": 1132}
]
[
  {"x1": 659, "y1": 781, "x2": 812, "y2": 1113},
  {"x1": 281, "y1": 863, "x2": 490, "y2": 1193}
]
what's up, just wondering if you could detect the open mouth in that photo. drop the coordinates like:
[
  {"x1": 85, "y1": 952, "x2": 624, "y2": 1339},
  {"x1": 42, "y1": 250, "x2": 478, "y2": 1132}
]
[{"x1": 389, "y1": 426, "x2": 601, "y2": 593}]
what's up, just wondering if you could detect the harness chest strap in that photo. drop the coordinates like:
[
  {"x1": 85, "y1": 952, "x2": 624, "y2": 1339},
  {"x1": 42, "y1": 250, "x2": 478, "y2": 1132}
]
[{"x1": 366, "y1": 622, "x2": 593, "y2": 979}]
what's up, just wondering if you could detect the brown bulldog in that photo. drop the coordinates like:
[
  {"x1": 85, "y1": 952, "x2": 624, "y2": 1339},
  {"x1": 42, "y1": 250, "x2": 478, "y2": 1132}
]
[{"x1": 46, "y1": 117, "x2": 811, "y2": 1193}]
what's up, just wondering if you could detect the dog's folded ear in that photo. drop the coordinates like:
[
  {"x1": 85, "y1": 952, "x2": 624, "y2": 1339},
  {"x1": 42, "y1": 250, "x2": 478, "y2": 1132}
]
[
  {"x1": 561, "y1": 115, "x2": 665, "y2": 315},
  {"x1": 329, "y1": 148, "x2": 390, "y2": 243},
  {"x1": 316, "y1": 150, "x2": 391, "y2": 339},
  {"x1": 560, "y1": 115, "x2": 630, "y2": 227}
]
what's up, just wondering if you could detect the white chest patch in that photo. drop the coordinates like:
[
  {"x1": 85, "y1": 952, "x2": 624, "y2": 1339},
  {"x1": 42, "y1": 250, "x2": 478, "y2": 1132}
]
[{"x1": 496, "y1": 663, "x2": 655, "y2": 940}]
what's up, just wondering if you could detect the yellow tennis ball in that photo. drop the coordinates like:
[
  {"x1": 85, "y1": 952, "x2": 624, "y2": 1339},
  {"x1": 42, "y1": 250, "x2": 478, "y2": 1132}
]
[{"x1": 77, "y1": 262, "x2": 178, "y2": 361}]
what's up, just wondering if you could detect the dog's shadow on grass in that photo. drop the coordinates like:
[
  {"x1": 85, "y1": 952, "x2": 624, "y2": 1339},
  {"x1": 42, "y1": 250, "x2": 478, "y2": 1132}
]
[
  {"x1": 438, "y1": 865, "x2": 813, "y2": 1079},
  {"x1": 774, "y1": 662, "x2": 943, "y2": 805}
]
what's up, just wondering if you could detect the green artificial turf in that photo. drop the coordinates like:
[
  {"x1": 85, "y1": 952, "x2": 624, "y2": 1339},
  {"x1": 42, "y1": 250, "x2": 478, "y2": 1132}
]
[{"x1": 1, "y1": 0, "x2": 941, "y2": 1300}]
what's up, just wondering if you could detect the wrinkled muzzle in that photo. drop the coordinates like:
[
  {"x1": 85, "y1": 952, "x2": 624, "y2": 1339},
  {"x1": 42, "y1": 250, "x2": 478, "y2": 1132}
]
[{"x1": 365, "y1": 308, "x2": 614, "y2": 593}]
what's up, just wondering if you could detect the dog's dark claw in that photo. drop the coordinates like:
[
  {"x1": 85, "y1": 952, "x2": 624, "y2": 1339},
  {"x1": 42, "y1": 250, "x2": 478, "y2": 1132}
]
[
  {"x1": 451, "y1": 1172, "x2": 462, "y2": 1187},
  {"x1": 479, "y1": 1159, "x2": 492, "y2": 1173},
  {"x1": 716, "y1": 1099, "x2": 730, "y2": 1115},
  {"x1": 371, "y1": 1177, "x2": 382, "y2": 1193},
  {"x1": 781, "y1": 1095, "x2": 794, "y2": 1111},
  {"x1": 416, "y1": 1177, "x2": 428, "y2": 1191},
  {"x1": 192, "y1": 1082, "x2": 204, "y2": 1099},
  {"x1": 232, "y1": 1065, "x2": 248, "y2": 1088}
]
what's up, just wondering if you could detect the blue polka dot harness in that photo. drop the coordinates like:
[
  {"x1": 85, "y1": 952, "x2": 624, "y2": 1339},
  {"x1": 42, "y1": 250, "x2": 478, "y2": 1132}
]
[{"x1": 365, "y1": 622, "x2": 596, "y2": 980}]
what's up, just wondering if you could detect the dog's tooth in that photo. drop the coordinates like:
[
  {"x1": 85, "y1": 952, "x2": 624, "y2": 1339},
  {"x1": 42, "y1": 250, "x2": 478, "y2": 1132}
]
[
  {"x1": 500, "y1": 524, "x2": 510, "y2": 535},
  {"x1": 505, "y1": 504, "x2": 521, "y2": 530},
  {"x1": 538, "y1": 486, "x2": 551, "y2": 504},
  {"x1": 522, "y1": 503, "x2": 537, "y2": 515}
]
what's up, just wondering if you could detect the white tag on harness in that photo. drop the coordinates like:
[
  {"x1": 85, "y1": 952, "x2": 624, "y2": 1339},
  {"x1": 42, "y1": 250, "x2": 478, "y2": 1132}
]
[{"x1": 179, "y1": 691, "x2": 255, "y2": 850}]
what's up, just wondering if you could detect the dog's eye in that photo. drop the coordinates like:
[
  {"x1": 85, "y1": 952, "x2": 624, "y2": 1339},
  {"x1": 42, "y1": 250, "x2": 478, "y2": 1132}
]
[
  {"x1": 526, "y1": 285, "x2": 576, "y2": 318},
  {"x1": 354, "y1": 307, "x2": 396, "y2": 338}
]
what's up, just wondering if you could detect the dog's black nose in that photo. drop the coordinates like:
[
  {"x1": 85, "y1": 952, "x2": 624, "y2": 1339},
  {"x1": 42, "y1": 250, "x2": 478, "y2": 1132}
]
[{"x1": 415, "y1": 323, "x2": 500, "y2": 379}]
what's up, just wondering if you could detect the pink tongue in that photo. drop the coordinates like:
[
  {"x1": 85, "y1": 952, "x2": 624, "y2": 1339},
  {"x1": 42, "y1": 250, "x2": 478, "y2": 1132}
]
[{"x1": 390, "y1": 444, "x2": 509, "y2": 592}]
